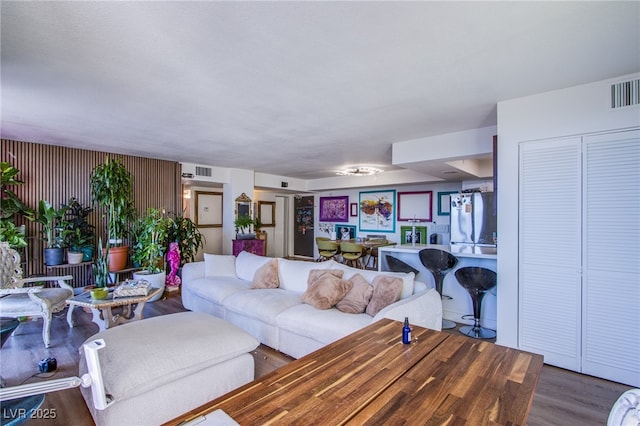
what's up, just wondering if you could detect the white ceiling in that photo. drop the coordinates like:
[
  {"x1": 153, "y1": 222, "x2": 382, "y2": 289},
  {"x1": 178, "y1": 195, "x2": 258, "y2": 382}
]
[{"x1": 2, "y1": 1, "x2": 639, "y2": 183}]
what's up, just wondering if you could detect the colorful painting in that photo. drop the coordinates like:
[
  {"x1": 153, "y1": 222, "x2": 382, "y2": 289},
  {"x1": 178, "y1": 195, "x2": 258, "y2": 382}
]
[
  {"x1": 335, "y1": 224, "x2": 356, "y2": 240},
  {"x1": 359, "y1": 190, "x2": 396, "y2": 233},
  {"x1": 319, "y1": 196, "x2": 349, "y2": 222}
]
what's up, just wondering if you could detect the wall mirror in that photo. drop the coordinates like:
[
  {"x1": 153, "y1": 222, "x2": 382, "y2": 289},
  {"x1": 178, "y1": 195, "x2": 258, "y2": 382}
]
[
  {"x1": 258, "y1": 201, "x2": 276, "y2": 227},
  {"x1": 235, "y1": 193, "x2": 252, "y2": 219}
]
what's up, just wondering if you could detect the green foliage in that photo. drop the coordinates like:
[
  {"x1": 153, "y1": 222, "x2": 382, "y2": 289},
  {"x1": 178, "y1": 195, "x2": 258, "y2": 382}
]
[
  {"x1": 0, "y1": 220, "x2": 27, "y2": 249},
  {"x1": 93, "y1": 238, "x2": 110, "y2": 288},
  {"x1": 61, "y1": 197, "x2": 95, "y2": 249},
  {"x1": 31, "y1": 200, "x2": 66, "y2": 248},
  {"x1": 90, "y1": 157, "x2": 135, "y2": 243},
  {"x1": 131, "y1": 208, "x2": 172, "y2": 274},
  {"x1": 167, "y1": 213, "x2": 205, "y2": 267},
  {"x1": 234, "y1": 214, "x2": 254, "y2": 234},
  {"x1": 0, "y1": 161, "x2": 32, "y2": 220}
]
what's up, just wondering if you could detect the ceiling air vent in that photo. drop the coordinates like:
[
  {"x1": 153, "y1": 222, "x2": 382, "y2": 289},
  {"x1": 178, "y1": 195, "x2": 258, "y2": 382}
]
[
  {"x1": 195, "y1": 166, "x2": 212, "y2": 177},
  {"x1": 611, "y1": 79, "x2": 639, "y2": 109}
]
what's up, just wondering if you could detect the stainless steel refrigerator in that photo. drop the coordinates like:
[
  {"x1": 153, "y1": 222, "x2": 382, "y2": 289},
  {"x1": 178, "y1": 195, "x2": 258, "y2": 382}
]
[{"x1": 449, "y1": 192, "x2": 497, "y2": 246}]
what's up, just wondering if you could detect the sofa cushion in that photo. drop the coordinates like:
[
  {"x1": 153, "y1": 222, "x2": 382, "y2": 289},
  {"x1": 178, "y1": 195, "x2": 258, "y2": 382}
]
[
  {"x1": 278, "y1": 258, "x2": 331, "y2": 293},
  {"x1": 236, "y1": 251, "x2": 272, "y2": 282},
  {"x1": 224, "y1": 289, "x2": 302, "y2": 325},
  {"x1": 276, "y1": 304, "x2": 372, "y2": 345},
  {"x1": 301, "y1": 273, "x2": 352, "y2": 310},
  {"x1": 365, "y1": 275, "x2": 403, "y2": 316},
  {"x1": 251, "y1": 259, "x2": 279, "y2": 289},
  {"x1": 81, "y1": 312, "x2": 259, "y2": 401},
  {"x1": 204, "y1": 254, "x2": 237, "y2": 278},
  {"x1": 186, "y1": 276, "x2": 252, "y2": 305},
  {"x1": 307, "y1": 268, "x2": 343, "y2": 284},
  {"x1": 328, "y1": 260, "x2": 415, "y2": 300},
  {"x1": 335, "y1": 273, "x2": 373, "y2": 314}
]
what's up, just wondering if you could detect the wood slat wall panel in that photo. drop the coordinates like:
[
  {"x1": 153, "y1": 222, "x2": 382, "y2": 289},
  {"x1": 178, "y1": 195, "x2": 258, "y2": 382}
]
[{"x1": 2, "y1": 139, "x2": 181, "y2": 288}]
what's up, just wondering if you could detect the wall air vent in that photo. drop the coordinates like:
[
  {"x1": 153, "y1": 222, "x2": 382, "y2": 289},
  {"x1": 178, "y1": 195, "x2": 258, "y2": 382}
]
[
  {"x1": 611, "y1": 79, "x2": 640, "y2": 109},
  {"x1": 195, "y1": 166, "x2": 212, "y2": 177}
]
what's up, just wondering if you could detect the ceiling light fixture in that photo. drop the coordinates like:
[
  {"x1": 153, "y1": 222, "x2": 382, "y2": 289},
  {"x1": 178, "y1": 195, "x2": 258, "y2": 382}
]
[{"x1": 336, "y1": 166, "x2": 384, "y2": 177}]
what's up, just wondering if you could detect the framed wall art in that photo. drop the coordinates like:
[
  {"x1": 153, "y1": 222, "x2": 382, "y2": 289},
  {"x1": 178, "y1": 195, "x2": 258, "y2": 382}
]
[
  {"x1": 397, "y1": 191, "x2": 432, "y2": 222},
  {"x1": 400, "y1": 225, "x2": 427, "y2": 244},
  {"x1": 258, "y1": 201, "x2": 276, "y2": 227},
  {"x1": 334, "y1": 224, "x2": 356, "y2": 241},
  {"x1": 437, "y1": 191, "x2": 458, "y2": 216},
  {"x1": 195, "y1": 191, "x2": 223, "y2": 228},
  {"x1": 350, "y1": 203, "x2": 358, "y2": 217},
  {"x1": 319, "y1": 196, "x2": 349, "y2": 222},
  {"x1": 359, "y1": 190, "x2": 395, "y2": 233}
]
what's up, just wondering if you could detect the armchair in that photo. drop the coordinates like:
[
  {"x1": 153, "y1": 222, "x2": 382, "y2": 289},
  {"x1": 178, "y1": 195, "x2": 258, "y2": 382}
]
[{"x1": 0, "y1": 242, "x2": 73, "y2": 348}]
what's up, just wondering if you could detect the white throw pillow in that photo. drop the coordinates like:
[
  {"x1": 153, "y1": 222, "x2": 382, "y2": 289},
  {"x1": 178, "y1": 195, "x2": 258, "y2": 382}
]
[
  {"x1": 204, "y1": 253, "x2": 237, "y2": 278},
  {"x1": 277, "y1": 258, "x2": 331, "y2": 293},
  {"x1": 235, "y1": 251, "x2": 272, "y2": 282}
]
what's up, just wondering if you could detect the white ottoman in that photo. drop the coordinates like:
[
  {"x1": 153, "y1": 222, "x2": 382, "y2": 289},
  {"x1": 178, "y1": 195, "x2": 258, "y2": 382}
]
[{"x1": 79, "y1": 312, "x2": 259, "y2": 426}]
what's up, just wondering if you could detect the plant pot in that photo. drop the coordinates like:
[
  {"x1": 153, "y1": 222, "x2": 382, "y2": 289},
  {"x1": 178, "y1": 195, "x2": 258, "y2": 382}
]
[
  {"x1": 78, "y1": 245, "x2": 94, "y2": 262},
  {"x1": 90, "y1": 288, "x2": 109, "y2": 300},
  {"x1": 44, "y1": 248, "x2": 64, "y2": 266},
  {"x1": 133, "y1": 270, "x2": 166, "y2": 302},
  {"x1": 106, "y1": 245, "x2": 129, "y2": 272},
  {"x1": 236, "y1": 233, "x2": 256, "y2": 240},
  {"x1": 67, "y1": 251, "x2": 84, "y2": 264}
]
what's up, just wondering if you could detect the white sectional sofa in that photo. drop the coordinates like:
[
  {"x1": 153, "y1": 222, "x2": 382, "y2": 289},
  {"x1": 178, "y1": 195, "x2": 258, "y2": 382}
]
[{"x1": 182, "y1": 251, "x2": 443, "y2": 359}]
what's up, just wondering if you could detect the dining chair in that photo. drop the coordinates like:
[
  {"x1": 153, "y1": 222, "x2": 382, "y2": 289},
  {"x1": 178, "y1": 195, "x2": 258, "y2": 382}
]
[
  {"x1": 339, "y1": 242, "x2": 364, "y2": 269},
  {"x1": 0, "y1": 242, "x2": 74, "y2": 348},
  {"x1": 316, "y1": 239, "x2": 339, "y2": 262}
]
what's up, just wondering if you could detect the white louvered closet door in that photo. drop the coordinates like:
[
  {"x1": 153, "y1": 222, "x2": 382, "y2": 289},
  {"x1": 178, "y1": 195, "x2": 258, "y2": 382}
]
[
  {"x1": 582, "y1": 129, "x2": 640, "y2": 386},
  {"x1": 518, "y1": 137, "x2": 582, "y2": 371}
]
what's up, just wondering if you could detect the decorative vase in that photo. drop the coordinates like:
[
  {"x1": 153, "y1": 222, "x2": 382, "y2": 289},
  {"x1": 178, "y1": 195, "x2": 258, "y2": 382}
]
[{"x1": 78, "y1": 245, "x2": 94, "y2": 262}]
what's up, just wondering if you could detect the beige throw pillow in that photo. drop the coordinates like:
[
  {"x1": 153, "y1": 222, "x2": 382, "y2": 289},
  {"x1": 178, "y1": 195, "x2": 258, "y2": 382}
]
[
  {"x1": 365, "y1": 275, "x2": 403, "y2": 317},
  {"x1": 336, "y1": 273, "x2": 373, "y2": 314},
  {"x1": 251, "y1": 259, "x2": 279, "y2": 289},
  {"x1": 307, "y1": 269, "x2": 344, "y2": 285},
  {"x1": 302, "y1": 273, "x2": 352, "y2": 310}
]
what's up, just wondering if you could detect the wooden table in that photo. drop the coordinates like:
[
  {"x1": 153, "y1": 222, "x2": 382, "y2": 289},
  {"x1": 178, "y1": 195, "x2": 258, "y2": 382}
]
[
  {"x1": 166, "y1": 319, "x2": 543, "y2": 426},
  {"x1": 66, "y1": 287, "x2": 160, "y2": 331}
]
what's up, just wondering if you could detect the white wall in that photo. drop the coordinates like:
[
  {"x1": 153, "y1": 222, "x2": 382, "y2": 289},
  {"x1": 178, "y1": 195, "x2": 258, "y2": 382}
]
[{"x1": 496, "y1": 72, "x2": 640, "y2": 348}]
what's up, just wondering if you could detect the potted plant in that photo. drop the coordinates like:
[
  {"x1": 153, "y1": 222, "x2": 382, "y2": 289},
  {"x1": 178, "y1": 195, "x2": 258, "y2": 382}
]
[
  {"x1": 234, "y1": 214, "x2": 255, "y2": 240},
  {"x1": 166, "y1": 213, "x2": 205, "y2": 268},
  {"x1": 91, "y1": 238, "x2": 109, "y2": 299},
  {"x1": 132, "y1": 208, "x2": 171, "y2": 302},
  {"x1": 90, "y1": 157, "x2": 135, "y2": 271},
  {"x1": 31, "y1": 200, "x2": 66, "y2": 265},
  {"x1": 62, "y1": 197, "x2": 95, "y2": 263},
  {"x1": 0, "y1": 161, "x2": 33, "y2": 250}
]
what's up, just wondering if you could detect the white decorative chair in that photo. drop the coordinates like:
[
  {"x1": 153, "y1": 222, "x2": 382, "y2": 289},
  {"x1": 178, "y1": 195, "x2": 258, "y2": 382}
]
[{"x1": 0, "y1": 242, "x2": 73, "y2": 348}]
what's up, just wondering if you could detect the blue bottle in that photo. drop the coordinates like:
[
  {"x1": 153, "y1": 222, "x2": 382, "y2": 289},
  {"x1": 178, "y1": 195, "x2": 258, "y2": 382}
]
[{"x1": 402, "y1": 317, "x2": 411, "y2": 344}]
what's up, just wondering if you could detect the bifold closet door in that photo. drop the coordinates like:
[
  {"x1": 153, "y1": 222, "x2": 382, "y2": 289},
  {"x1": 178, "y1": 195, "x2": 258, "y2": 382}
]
[
  {"x1": 518, "y1": 137, "x2": 582, "y2": 371},
  {"x1": 582, "y1": 129, "x2": 640, "y2": 387}
]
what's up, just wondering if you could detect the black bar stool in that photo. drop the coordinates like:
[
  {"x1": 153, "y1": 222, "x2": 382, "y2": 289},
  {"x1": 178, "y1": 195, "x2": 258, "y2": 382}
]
[
  {"x1": 454, "y1": 267, "x2": 496, "y2": 339},
  {"x1": 385, "y1": 255, "x2": 419, "y2": 275},
  {"x1": 418, "y1": 248, "x2": 458, "y2": 329}
]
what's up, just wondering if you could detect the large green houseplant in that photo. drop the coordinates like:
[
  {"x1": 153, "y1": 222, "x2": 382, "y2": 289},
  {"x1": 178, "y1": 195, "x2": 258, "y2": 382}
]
[
  {"x1": 90, "y1": 157, "x2": 135, "y2": 271},
  {"x1": 62, "y1": 197, "x2": 95, "y2": 262},
  {"x1": 132, "y1": 208, "x2": 171, "y2": 302},
  {"x1": 31, "y1": 200, "x2": 67, "y2": 265},
  {"x1": 167, "y1": 213, "x2": 205, "y2": 268},
  {"x1": 0, "y1": 161, "x2": 32, "y2": 249}
]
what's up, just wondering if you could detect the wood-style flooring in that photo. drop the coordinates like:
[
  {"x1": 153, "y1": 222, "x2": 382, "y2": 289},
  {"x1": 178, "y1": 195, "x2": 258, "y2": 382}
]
[{"x1": 0, "y1": 290, "x2": 631, "y2": 425}]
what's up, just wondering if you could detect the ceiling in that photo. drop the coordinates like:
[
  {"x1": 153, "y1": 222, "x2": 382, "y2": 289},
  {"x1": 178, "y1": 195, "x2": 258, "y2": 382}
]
[{"x1": 1, "y1": 1, "x2": 639, "y2": 184}]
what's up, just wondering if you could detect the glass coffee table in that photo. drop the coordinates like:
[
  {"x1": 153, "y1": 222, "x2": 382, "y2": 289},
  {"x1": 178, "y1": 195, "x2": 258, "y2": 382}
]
[{"x1": 66, "y1": 287, "x2": 160, "y2": 331}]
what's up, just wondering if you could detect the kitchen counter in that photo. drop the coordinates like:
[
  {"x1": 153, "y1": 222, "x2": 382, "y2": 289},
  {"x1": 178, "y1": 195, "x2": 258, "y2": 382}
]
[
  {"x1": 379, "y1": 243, "x2": 497, "y2": 331},
  {"x1": 381, "y1": 243, "x2": 497, "y2": 259}
]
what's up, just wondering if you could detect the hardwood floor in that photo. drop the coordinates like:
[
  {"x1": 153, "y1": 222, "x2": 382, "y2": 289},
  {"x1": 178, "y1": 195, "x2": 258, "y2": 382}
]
[{"x1": 1, "y1": 291, "x2": 631, "y2": 425}]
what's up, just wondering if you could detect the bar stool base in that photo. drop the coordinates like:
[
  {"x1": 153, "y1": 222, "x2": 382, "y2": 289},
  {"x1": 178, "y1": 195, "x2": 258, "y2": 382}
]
[
  {"x1": 442, "y1": 319, "x2": 457, "y2": 329},
  {"x1": 460, "y1": 325, "x2": 496, "y2": 339}
]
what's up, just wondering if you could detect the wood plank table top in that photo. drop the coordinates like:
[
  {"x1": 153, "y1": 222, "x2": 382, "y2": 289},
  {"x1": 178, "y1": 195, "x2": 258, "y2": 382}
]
[{"x1": 165, "y1": 319, "x2": 543, "y2": 426}]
